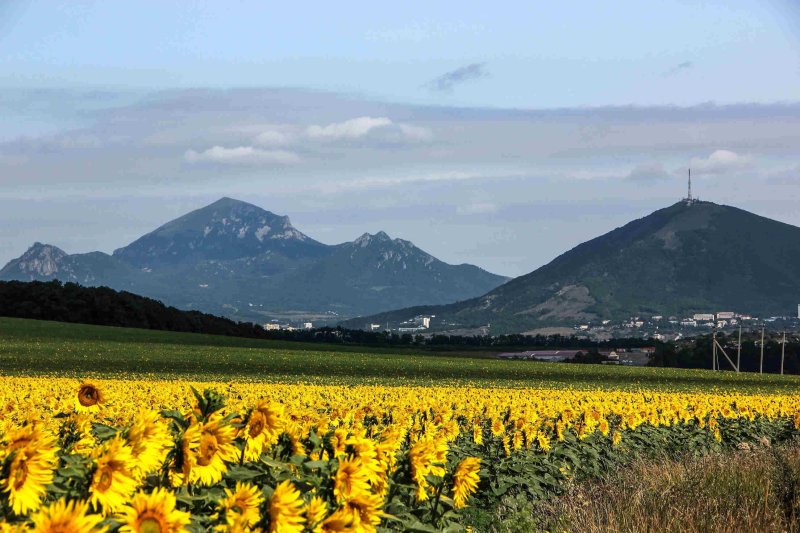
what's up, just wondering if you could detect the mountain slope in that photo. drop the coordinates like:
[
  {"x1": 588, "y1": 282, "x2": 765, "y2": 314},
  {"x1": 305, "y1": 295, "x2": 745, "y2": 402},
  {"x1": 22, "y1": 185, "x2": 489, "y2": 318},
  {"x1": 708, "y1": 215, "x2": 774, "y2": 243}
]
[
  {"x1": 346, "y1": 201, "x2": 800, "y2": 333},
  {"x1": 1, "y1": 199, "x2": 508, "y2": 322},
  {"x1": 272, "y1": 231, "x2": 506, "y2": 312}
]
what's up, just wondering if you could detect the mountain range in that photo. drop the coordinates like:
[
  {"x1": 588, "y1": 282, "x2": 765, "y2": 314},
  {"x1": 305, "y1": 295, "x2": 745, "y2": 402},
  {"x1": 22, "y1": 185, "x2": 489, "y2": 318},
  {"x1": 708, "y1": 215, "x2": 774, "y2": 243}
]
[
  {"x1": 0, "y1": 198, "x2": 508, "y2": 323},
  {"x1": 345, "y1": 201, "x2": 800, "y2": 334}
]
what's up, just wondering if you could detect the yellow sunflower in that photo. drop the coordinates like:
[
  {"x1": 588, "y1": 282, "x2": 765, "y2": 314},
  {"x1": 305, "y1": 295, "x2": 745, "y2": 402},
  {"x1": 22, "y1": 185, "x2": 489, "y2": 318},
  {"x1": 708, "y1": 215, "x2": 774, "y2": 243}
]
[
  {"x1": 169, "y1": 421, "x2": 200, "y2": 487},
  {"x1": 268, "y1": 480, "x2": 305, "y2": 533},
  {"x1": 451, "y1": 457, "x2": 480, "y2": 509},
  {"x1": 333, "y1": 457, "x2": 371, "y2": 503},
  {"x1": 318, "y1": 507, "x2": 353, "y2": 533},
  {"x1": 76, "y1": 381, "x2": 105, "y2": 412},
  {"x1": 189, "y1": 413, "x2": 238, "y2": 486},
  {"x1": 305, "y1": 496, "x2": 327, "y2": 532},
  {"x1": 220, "y1": 482, "x2": 263, "y2": 528},
  {"x1": 2, "y1": 426, "x2": 59, "y2": 516},
  {"x1": 89, "y1": 436, "x2": 138, "y2": 514},
  {"x1": 407, "y1": 436, "x2": 447, "y2": 502},
  {"x1": 119, "y1": 488, "x2": 191, "y2": 533},
  {"x1": 30, "y1": 498, "x2": 103, "y2": 533},
  {"x1": 341, "y1": 492, "x2": 383, "y2": 533},
  {"x1": 127, "y1": 409, "x2": 173, "y2": 479}
]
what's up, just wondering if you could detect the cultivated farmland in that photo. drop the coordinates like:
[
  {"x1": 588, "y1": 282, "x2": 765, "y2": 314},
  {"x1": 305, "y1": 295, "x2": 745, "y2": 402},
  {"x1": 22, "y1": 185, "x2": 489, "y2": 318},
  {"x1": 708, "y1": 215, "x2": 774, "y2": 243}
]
[{"x1": 2, "y1": 317, "x2": 800, "y2": 531}]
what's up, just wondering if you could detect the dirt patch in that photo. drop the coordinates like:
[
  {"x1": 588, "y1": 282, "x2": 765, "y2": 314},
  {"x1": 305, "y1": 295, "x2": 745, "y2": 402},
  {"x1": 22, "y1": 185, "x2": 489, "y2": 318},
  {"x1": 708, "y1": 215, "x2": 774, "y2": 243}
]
[
  {"x1": 521, "y1": 327, "x2": 576, "y2": 337},
  {"x1": 517, "y1": 284, "x2": 597, "y2": 321}
]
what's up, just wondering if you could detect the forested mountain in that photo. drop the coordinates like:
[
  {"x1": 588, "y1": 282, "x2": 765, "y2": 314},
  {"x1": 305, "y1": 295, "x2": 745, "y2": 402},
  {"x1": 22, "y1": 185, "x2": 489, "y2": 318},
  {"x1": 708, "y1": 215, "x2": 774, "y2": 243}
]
[{"x1": 347, "y1": 201, "x2": 800, "y2": 334}]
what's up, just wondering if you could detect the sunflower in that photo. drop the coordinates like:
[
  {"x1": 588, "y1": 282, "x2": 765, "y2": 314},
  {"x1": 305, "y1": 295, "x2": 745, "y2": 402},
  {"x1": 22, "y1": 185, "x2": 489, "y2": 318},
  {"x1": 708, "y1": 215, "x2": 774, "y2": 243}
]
[
  {"x1": 407, "y1": 436, "x2": 447, "y2": 502},
  {"x1": 329, "y1": 429, "x2": 348, "y2": 459},
  {"x1": 318, "y1": 508, "x2": 352, "y2": 533},
  {"x1": 169, "y1": 420, "x2": 200, "y2": 487},
  {"x1": 451, "y1": 457, "x2": 480, "y2": 509},
  {"x1": 344, "y1": 435, "x2": 382, "y2": 486},
  {"x1": 268, "y1": 480, "x2": 305, "y2": 533},
  {"x1": 341, "y1": 492, "x2": 383, "y2": 533},
  {"x1": 189, "y1": 412, "x2": 238, "y2": 486},
  {"x1": 119, "y1": 488, "x2": 191, "y2": 533},
  {"x1": 70, "y1": 413, "x2": 98, "y2": 455},
  {"x1": 127, "y1": 409, "x2": 173, "y2": 479},
  {"x1": 242, "y1": 410, "x2": 268, "y2": 462},
  {"x1": 220, "y1": 482, "x2": 263, "y2": 528},
  {"x1": 305, "y1": 496, "x2": 327, "y2": 532},
  {"x1": 536, "y1": 432, "x2": 551, "y2": 452},
  {"x1": 89, "y1": 436, "x2": 138, "y2": 514},
  {"x1": 76, "y1": 381, "x2": 105, "y2": 412},
  {"x1": 2, "y1": 426, "x2": 59, "y2": 516},
  {"x1": 333, "y1": 457, "x2": 370, "y2": 503},
  {"x1": 29, "y1": 498, "x2": 102, "y2": 533}
]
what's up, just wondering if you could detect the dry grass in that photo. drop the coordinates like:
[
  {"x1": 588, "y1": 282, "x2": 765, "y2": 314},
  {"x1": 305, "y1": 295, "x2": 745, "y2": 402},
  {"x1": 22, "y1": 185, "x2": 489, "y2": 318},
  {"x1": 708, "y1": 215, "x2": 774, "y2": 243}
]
[{"x1": 490, "y1": 442, "x2": 800, "y2": 533}]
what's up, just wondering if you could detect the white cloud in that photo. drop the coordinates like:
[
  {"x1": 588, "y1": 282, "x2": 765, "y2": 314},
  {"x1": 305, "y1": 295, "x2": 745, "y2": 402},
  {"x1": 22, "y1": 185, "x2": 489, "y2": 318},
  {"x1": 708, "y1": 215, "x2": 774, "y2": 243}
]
[
  {"x1": 253, "y1": 130, "x2": 291, "y2": 146},
  {"x1": 306, "y1": 116, "x2": 393, "y2": 140},
  {"x1": 184, "y1": 146, "x2": 300, "y2": 166},
  {"x1": 626, "y1": 161, "x2": 671, "y2": 182},
  {"x1": 690, "y1": 149, "x2": 751, "y2": 175},
  {"x1": 304, "y1": 116, "x2": 431, "y2": 143}
]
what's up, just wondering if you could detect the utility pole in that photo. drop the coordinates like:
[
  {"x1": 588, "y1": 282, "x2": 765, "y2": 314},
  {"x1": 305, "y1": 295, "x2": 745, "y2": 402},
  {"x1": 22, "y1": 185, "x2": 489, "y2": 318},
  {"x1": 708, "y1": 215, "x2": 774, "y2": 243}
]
[
  {"x1": 711, "y1": 328, "x2": 739, "y2": 372},
  {"x1": 781, "y1": 331, "x2": 786, "y2": 375},
  {"x1": 760, "y1": 327, "x2": 765, "y2": 374},
  {"x1": 737, "y1": 325, "x2": 742, "y2": 373},
  {"x1": 712, "y1": 329, "x2": 717, "y2": 370}
]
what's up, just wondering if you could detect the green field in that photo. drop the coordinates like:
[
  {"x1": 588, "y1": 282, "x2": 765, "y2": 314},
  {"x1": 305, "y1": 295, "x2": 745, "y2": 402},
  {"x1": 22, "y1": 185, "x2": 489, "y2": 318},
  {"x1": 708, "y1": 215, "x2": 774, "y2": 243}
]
[{"x1": 2, "y1": 316, "x2": 799, "y2": 392}]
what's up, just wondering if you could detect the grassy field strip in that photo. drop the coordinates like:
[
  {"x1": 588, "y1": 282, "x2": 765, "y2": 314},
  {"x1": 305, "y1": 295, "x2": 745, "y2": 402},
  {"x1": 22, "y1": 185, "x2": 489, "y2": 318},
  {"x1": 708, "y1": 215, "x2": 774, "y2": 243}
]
[{"x1": 3, "y1": 317, "x2": 800, "y2": 391}]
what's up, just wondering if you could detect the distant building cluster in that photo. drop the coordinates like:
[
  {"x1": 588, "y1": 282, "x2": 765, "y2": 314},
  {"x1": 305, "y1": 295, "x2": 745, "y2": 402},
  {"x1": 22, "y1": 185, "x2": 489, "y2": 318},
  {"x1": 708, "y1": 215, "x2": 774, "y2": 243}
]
[
  {"x1": 367, "y1": 315, "x2": 434, "y2": 334},
  {"x1": 263, "y1": 321, "x2": 314, "y2": 332},
  {"x1": 571, "y1": 310, "x2": 800, "y2": 341}
]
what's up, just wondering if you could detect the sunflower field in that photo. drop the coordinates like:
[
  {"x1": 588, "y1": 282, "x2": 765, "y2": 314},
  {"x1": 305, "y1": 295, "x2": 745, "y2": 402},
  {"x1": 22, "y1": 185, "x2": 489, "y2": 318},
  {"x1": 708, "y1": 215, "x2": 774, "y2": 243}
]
[{"x1": 2, "y1": 376, "x2": 800, "y2": 532}]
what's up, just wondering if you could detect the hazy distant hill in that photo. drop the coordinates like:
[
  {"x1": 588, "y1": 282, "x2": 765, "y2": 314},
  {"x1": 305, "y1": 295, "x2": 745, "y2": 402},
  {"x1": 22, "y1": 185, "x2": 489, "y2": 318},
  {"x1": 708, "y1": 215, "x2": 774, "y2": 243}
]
[
  {"x1": 346, "y1": 201, "x2": 800, "y2": 334},
  {"x1": 0, "y1": 198, "x2": 507, "y2": 322}
]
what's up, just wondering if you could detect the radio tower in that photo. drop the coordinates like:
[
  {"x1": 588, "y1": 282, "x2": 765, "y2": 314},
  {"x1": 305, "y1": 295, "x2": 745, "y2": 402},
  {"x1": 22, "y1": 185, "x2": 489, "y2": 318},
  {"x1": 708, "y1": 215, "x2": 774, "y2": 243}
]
[{"x1": 685, "y1": 168, "x2": 694, "y2": 205}]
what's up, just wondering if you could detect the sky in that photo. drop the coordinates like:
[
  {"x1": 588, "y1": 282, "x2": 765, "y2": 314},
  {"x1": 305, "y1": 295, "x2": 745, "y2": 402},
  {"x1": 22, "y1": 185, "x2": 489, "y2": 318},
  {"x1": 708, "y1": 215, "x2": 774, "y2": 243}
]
[{"x1": 0, "y1": 0, "x2": 799, "y2": 277}]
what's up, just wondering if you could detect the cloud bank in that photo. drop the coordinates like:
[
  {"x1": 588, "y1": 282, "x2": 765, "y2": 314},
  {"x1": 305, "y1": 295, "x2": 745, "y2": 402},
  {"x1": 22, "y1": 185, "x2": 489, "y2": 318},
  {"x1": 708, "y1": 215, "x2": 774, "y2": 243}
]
[{"x1": 1, "y1": 87, "x2": 799, "y2": 276}]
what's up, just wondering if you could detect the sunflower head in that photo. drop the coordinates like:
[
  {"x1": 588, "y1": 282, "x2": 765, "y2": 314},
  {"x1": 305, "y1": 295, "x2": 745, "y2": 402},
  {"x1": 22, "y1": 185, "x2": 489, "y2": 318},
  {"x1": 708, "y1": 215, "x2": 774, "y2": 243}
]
[
  {"x1": 30, "y1": 498, "x2": 102, "y2": 533},
  {"x1": 1, "y1": 427, "x2": 59, "y2": 516},
  {"x1": 220, "y1": 482, "x2": 263, "y2": 528},
  {"x1": 268, "y1": 480, "x2": 305, "y2": 533},
  {"x1": 76, "y1": 381, "x2": 105, "y2": 412},
  {"x1": 89, "y1": 436, "x2": 137, "y2": 514},
  {"x1": 119, "y1": 488, "x2": 191, "y2": 533},
  {"x1": 452, "y1": 457, "x2": 481, "y2": 509}
]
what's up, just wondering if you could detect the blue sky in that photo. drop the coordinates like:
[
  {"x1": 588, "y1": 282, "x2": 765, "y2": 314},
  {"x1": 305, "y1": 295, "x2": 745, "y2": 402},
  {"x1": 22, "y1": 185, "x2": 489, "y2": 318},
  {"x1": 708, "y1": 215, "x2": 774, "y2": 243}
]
[
  {"x1": 2, "y1": 1, "x2": 799, "y2": 107},
  {"x1": 0, "y1": 1, "x2": 799, "y2": 276}
]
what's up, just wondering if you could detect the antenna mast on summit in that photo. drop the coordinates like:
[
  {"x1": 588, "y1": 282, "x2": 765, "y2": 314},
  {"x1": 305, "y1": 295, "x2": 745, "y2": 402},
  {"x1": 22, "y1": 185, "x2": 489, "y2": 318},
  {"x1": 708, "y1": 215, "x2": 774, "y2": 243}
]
[
  {"x1": 688, "y1": 169, "x2": 692, "y2": 202},
  {"x1": 684, "y1": 168, "x2": 695, "y2": 205}
]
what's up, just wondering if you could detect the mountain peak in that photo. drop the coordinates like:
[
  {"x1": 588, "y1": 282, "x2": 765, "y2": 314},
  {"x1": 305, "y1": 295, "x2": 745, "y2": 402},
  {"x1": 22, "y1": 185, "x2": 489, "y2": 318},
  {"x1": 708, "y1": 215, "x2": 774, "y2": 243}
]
[
  {"x1": 205, "y1": 197, "x2": 258, "y2": 210},
  {"x1": 24, "y1": 242, "x2": 66, "y2": 257},
  {"x1": 0, "y1": 242, "x2": 67, "y2": 278},
  {"x1": 112, "y1": 199, "x2": 323, "y2": 266},
  {"x1": 354, "y1": 231, "x2": 393, "y2": 247}
]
